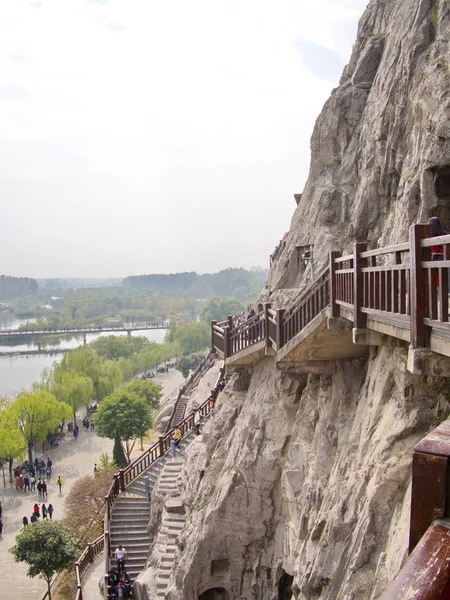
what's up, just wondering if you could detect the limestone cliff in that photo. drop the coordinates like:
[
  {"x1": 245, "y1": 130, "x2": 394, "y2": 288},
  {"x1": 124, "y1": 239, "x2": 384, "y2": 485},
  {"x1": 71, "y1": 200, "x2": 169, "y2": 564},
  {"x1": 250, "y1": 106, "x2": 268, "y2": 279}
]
[
  {"x1": 134, "y1": 1, "x2": 450, "y2": 599},
  {"x1": 267, "y1": 0, "x2": 450, "y2": 301}
]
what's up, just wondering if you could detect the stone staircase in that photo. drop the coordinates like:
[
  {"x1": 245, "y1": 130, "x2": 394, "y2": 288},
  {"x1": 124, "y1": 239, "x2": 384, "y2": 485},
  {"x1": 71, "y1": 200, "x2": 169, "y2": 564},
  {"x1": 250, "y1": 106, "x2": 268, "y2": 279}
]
[
  {"x1": 153, "y1": 460, "x2": 188, "y2": 598},
  {"x1": 109, "y1": 430, "x2": 197, "y2": 581}
]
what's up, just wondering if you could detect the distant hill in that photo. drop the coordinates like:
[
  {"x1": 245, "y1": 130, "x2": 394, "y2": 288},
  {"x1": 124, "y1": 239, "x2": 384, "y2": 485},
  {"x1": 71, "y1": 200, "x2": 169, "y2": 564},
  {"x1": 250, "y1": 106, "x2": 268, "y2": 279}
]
[
  {"x1": 37, "y1": 278, "x2": 123, "y2": 290},
  {"x1": 0, "y1": 275, "x2": 38, "y2": 300},
  {"x1": 122, "y1": 268, "x2": 267, "y2": 301}
]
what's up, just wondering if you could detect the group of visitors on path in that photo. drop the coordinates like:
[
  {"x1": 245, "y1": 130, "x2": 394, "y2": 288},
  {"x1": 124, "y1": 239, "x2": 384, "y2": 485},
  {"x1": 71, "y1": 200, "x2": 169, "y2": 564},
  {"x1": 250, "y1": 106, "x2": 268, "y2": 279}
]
[
  {"x1": 8, "y1": 456, "x2": 63, "y2": 530},
  {"x1": 13, "y1": 457, "x2": 63, "y2": 494},
  {"x1": 14, "y1": 457, "x2": 53, "y2": 493},
  {"x1": 106, "y1": 545, "x2": 132, "y2": 599},
  {"x1": 22, "y1": 502, "x2": 54, "y2": 526}
]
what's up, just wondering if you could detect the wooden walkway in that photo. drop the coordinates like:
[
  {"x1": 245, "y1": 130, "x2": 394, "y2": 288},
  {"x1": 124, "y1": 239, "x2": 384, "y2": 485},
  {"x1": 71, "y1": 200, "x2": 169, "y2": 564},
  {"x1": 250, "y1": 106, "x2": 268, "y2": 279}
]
[{"x1": 212, "y1": 224, "x2": 450, "y2": 374}]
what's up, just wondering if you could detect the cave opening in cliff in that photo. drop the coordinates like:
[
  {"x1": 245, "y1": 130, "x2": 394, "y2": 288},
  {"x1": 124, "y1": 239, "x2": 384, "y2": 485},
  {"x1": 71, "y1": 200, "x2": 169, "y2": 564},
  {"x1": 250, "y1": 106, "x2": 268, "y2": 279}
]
[
  {"x1": 278, "y1": 570, "x2": 294, "y2": 600},
  {"x1": 433, "y1": 166, "x2": 450, "y2": 230},
  {"x1": 198, "y1": 588, "x2": 229, "y2": 600}
]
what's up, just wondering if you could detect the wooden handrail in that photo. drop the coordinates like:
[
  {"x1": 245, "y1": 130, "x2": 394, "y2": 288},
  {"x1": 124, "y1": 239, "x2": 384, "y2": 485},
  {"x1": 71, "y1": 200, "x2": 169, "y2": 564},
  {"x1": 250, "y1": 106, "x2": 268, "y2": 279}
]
[
  {"x1": 211, "y1": 223, "x2": 450, "y2": 361},
  {"x1": 360, "y1": 242, "x2": 409, "y2": 257}
]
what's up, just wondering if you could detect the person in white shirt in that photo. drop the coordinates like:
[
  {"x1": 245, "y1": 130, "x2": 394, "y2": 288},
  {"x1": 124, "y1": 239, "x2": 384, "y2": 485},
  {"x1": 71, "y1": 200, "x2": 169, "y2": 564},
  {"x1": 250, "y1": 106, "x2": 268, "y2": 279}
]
[{"x1": 115, "y1": 545, "x2": 127, "y2": 570}]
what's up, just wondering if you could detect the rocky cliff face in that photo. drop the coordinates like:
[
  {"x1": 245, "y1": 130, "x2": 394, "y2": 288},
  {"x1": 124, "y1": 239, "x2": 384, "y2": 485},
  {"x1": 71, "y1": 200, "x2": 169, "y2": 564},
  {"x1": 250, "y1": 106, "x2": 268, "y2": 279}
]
[
  {"x1": 135, "y1": 1, "x2": 450, "y2": 598},
  {"x1": 267, "y1": 0, "x2": 450, "y2": 301}
]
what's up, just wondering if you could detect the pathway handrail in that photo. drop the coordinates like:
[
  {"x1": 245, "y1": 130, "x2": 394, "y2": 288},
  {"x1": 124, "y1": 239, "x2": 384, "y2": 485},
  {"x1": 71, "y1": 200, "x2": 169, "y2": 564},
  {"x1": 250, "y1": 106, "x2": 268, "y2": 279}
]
[
  {"x1": 281, "y1": 267, "x2": 330, "y2": 348},
  {"x1": 227, "y1": 310, "x2": 266, "y2": 356},
  {"x1": 211, "y1": 224, "x2": 450, "y2": 361},
  {"x1": 74, "y1": 534, "x2": 104, "y2": 600},
  {"x1": 165, "y1": 353, "x2": 212, "y2": 433}
]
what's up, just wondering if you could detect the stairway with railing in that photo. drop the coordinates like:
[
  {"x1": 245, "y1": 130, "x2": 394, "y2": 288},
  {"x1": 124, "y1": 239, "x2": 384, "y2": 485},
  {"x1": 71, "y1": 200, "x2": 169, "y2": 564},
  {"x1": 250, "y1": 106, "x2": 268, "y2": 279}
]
[{"x1": 74, "y1": 365, "x2": 224, "y2": 600}]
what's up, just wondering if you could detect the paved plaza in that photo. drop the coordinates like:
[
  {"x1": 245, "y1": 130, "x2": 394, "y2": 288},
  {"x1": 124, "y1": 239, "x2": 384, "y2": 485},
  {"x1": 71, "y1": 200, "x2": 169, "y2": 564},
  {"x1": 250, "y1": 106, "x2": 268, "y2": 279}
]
[{"x1": 0, "y1": 368, "x2": 184, "y2": 600}]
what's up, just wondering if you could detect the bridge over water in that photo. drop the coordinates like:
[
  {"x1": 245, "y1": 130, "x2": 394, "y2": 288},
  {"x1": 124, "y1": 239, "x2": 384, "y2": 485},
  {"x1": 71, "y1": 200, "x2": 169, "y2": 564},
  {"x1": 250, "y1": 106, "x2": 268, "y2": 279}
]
[{"x1": 0, "y1": 322, "x2": 169, "y2": 340}]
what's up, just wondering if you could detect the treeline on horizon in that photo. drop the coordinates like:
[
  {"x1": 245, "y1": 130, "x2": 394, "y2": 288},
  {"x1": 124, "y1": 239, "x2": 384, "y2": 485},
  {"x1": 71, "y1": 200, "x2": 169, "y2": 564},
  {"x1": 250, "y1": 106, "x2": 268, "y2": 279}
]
[
  {"x1": 122, "y1": 268, "x2": 267, "y2": 301},
  {"x1": 0, "y1": 275, "x2": 38, "y2": 300}
]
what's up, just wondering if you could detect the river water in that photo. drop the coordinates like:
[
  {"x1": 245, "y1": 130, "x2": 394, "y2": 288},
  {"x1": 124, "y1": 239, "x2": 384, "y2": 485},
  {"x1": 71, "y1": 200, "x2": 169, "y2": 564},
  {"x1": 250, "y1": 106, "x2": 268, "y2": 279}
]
[{"x1": 0, "y1": 312, "x2": 167, "y2": 397}]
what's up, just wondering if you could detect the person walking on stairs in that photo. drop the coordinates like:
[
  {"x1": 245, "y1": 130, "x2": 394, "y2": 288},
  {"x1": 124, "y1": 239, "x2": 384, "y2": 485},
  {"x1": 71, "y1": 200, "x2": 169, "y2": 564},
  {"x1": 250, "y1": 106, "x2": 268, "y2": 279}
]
[{"x1": 115, "y1": 544, "x2": 127, "y2": 572}]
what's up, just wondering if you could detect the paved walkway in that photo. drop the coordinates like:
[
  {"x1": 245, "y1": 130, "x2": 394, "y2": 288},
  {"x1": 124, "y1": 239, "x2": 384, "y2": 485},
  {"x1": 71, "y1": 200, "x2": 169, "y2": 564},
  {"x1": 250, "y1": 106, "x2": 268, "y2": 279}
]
[
  {"x1": 0, "y1": 425, "x2": 113, "y2": 600},
  {"x1": 0, "y1": 368, "x2": 184, "y2": 600},
  {"x1": 82, "y1": 554, "x2": 105, "y2": 600}
]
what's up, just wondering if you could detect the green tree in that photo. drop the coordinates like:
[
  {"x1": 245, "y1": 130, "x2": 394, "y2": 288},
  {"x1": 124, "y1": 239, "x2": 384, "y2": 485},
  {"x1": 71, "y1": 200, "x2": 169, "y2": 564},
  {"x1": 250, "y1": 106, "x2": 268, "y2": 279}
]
[
  {"x1": 95, "y1": 390, "x2": 152, "y2": 463},
  {"x1": 52, "y1": 370, "x2": 94, "y2": 423},
  {"x1": 10, "y1": 521, "x2": 78, "y2": 600},
  {"x1": 167, "y1": 321, "x2": 209, "y2": 354},
  {"x1": 0, "y1": 403, "x2": 27, "y2": 481},
  {"x1": 113, "y1": 431, "x2": 128, "y2": 467},
  {"x1": 11, "y1": 392, "x2": 72, "y2": 463},
  {"x1": 200, "y1": 297, "x2": 244, "y2": 323},
  {"x1": 58, "y1": 347, "x2": 122, "y2": 403},
  {"x1": 176, "y1": 351, "x2": 205, "y2": 378},
  {"x1": 121, "y1": 379, "x2": 163, "y2": 410}
]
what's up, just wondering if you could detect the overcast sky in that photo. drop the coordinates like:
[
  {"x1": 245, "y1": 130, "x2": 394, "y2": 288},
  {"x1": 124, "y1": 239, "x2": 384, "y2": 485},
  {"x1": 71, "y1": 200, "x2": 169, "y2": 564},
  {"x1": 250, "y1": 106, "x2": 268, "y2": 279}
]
[{"x1": 0, "y1": 0, "x2": 368, "y2": 278}]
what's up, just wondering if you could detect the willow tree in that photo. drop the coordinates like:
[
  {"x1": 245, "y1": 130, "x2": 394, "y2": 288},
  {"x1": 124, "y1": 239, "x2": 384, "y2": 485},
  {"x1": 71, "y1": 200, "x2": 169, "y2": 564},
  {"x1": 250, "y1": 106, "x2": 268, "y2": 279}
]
[
  {"x1": 52, "y1": 370, "x2": 94, "y2": 423},
  {"x1": 11, "y1": 392, "x2": 72, "y2": 463},
  {"x1": 0, "y1": 402, "x2": 27, "y2": 481},
  {"x1": 57, "y1": 346, "x2": 122, "y2": 403}
]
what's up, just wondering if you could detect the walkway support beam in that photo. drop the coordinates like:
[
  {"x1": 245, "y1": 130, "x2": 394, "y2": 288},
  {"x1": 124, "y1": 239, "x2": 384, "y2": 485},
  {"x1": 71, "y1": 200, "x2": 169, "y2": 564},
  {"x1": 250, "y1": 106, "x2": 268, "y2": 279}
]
[
  {"x1": 410, "y1": 224, "x2": 430, "y2": 348},
  {"x1": 353, "y1": 242, "x2": 367, "y2": 329},
  {"x1": 329, "y1": 250, "x2": 341, "y2": 318}
]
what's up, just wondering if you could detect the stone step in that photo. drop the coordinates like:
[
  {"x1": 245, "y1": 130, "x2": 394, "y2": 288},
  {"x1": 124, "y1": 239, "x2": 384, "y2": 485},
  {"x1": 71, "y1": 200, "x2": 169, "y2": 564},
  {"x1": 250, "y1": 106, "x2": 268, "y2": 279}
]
[
  {"x1": 158, "y1": 572, "x2": 170, "y2": 579},
  {"x1": 165, "y1": 515, "x2": 186, "y2": 523},
  {"x1": 156, "y1": 582, "x2": 169, "y2": 589},
  {"x1": 111, "y1": 511, "x2": 149, "y2": 519},
  {"x1": 110, "y1": 533, "x2": 150, "y2": 541},
  {"x1": 165, "y1": 523, "x2": 184, "y2": 531}
]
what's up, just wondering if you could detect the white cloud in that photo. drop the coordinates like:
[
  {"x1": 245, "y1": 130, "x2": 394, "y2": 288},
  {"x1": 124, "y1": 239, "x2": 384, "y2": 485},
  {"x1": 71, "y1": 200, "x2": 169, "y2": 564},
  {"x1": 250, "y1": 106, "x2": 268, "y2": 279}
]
[{"x1": 0, "y1": 0, "x2": 368, "y2": 277}]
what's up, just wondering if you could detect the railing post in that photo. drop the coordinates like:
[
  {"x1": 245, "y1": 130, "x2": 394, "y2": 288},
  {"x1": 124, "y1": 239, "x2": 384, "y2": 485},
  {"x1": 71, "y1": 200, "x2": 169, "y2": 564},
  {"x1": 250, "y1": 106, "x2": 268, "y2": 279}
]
[
  {"x1": 410, "y1": 224, "x2": 430, "y2": 348},
  {"x1": 87, "y1": 543, "x2": 93, "y2": 563},
  {"x1": 105, "y1": 496, "x2": 110, "y2": 521},
  {"x1": 329, "y1": 250, "x2": 341, "y2": 317},
  {"x1": 275, "y1": 309, "x2": 285, "y2": 350},
  {"x1": 223, "y1": 326, "x2": 229, "y2": 359},
  {"x1": 264, "y1": 303, "x2": 271, "y2": 348},
  {"x1": 211, "y1": 320, "x2": 217, "y2": 353},
  {"x1": 119, "y1": 469, "x2": 125, "y2": 492},
  {"x1": 353, "y1": 242, "x2": 367, "y2": 328},
  {"x1": 159, "y1": 436, "x2": 164, "y2": 457}
]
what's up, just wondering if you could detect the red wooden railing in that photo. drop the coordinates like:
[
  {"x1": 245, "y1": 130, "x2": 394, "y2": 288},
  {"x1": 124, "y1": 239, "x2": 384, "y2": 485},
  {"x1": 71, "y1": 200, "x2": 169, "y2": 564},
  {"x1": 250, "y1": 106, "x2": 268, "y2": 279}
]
[
  {"x1": 74, "y1": 534, "x2": 105, "y2": 600},
  {"x1": 281, "y1": 267, "x2": 330, "y2": 346},
  {"x1": 227, "y1": 310, "x2": 266, "y2": 356},
  {"x1": 211, "y1": 224, "x2": 450, "y2": 360}
]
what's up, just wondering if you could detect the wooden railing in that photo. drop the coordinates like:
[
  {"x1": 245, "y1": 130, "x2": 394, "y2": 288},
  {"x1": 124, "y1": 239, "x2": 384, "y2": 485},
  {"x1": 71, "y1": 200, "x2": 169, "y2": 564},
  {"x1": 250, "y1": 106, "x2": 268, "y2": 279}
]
[
  {"x1": 211, "y1": 223, "x2": 450, "y2": 360},
  {"x1": 281, "y1": 267, "x2": 330, "y2": 346},
  {"x1": 74, "y1": 534, "x2": 105, "y2": 600},
  {"x1": 228, "y1": 311, "x2": 265, "y2": 355}
]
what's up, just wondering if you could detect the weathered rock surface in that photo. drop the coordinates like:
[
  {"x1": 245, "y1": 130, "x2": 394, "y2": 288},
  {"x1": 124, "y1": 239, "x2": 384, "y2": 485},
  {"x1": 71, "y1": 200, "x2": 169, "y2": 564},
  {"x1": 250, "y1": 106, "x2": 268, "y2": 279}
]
[
  {"x1": 265, "y1": 0, "x2": 450, "y2": 303},
  {"x1": 136, "y1": 1, "x2": 450, "y2": 598}
]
